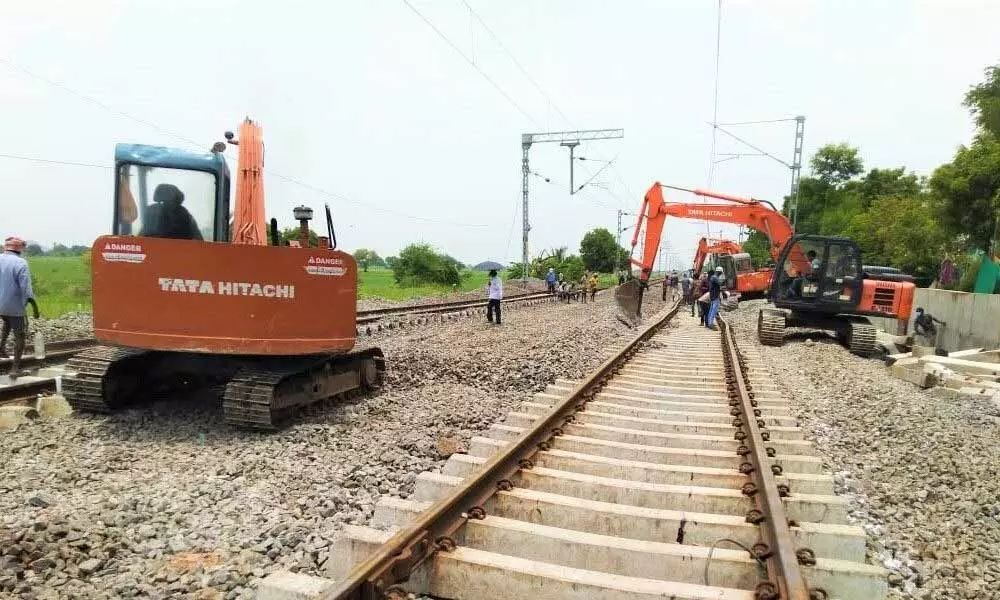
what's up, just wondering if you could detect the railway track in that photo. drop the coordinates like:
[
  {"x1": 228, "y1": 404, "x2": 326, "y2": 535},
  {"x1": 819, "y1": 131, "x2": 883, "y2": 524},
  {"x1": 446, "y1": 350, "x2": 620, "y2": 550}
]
[
  {"x1": 0, "y1": 288, "x2": 596, "y2": 407},
  {"x1": 266, "y1": 302, "x2": 886, "y2": 600}
]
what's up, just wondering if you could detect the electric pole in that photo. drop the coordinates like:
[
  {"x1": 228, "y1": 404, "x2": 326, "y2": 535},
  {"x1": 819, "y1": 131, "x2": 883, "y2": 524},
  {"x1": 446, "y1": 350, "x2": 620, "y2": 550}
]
[
  {"x1": 520, "y1": 128, "x2": 623, "y2": 282},
  {"x1": 789, "y1": 115, "x2": 805, "y2": 231}
]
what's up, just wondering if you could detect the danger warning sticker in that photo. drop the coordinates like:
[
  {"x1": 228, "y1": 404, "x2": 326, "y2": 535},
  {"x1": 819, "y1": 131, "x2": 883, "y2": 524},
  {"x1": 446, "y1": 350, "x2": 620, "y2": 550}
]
[
  {"x1": 102, "y1": 242, "x2": 146, "y2": 263},
  {"x1": 305, "y1": 255, "x2": 347, "y2": 277}
]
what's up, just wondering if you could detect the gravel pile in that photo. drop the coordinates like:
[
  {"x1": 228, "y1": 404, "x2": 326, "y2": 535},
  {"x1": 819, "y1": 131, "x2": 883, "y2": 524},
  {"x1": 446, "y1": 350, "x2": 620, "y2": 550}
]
[
  {"x1": 1, "y1": 290, "x2": 666, "y2": 599},
  {"x1": 25, "y1": 312, "x2": 94, "y2": 345},
  {"x1": 727, "y1": 300, "x2": 999, "y2": 600}
]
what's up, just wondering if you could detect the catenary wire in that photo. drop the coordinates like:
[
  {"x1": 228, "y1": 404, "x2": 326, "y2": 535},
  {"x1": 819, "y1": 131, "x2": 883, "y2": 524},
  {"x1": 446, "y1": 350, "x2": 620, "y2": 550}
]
[{"x1": 0, "y1": 56, "x2": 491, "y2": 228}]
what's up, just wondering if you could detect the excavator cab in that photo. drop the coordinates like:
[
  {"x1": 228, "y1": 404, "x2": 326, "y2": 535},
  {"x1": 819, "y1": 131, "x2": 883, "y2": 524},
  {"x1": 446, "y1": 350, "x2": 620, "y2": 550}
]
[
  {"x1": 770, "y1": 235, "x2": 863, "y2": 314},
  {"x1": 114, "y1": 144, "x2": 231, "y2": 242},
  {"x1": 760, "y1": 234, "x2": 916, "y2": 356},
  {"x1": 704, "y1": 253, "x2": 738, "y2": 295}
]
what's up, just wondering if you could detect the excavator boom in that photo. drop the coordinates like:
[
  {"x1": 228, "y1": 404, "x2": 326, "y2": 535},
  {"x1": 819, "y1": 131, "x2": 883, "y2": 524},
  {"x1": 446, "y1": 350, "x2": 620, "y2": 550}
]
[{"x1": 616, "y1": 182, "x2": 795, "y2": 322}]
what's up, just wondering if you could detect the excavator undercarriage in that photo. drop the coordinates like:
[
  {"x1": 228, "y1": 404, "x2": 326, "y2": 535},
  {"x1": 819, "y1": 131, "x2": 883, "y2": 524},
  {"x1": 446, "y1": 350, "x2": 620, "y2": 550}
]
[{"x1": 63, "y1": 346, "x2": 386, "y2": 429}]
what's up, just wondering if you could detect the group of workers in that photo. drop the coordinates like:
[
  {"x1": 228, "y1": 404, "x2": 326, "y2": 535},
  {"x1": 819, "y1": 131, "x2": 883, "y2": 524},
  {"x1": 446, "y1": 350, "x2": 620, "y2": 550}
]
[
  {"x1": 545, "y1": 268, "x2": 599, "y2": 303},
  {"x1": 0, "y1": 236, "x2": 38, "y2": 379},
  {"x1": 662, "y1": 266, "x2": 729, "y2": 329}
]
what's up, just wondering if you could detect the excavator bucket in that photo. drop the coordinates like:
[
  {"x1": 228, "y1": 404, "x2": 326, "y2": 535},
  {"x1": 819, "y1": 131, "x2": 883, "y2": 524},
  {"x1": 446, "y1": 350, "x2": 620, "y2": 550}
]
[{"x1": 614, "y1": 280, "x2": 644, "y2": 327}]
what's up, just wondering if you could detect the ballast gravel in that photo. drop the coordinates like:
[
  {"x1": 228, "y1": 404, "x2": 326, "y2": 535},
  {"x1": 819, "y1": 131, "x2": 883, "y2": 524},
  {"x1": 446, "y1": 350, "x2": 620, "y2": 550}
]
[
  {"x1": 0, "y1": 290, "x2": 665, "y2": 599},
  {"x1": 728, "y1": 299, "x2": 1000, "y2": 600}
]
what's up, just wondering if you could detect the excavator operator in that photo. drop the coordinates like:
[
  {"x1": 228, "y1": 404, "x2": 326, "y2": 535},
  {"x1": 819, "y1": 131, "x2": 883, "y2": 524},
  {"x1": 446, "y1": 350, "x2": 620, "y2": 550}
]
[{"x1": 140, "y1": 183, "x2": 203, "y2": 240}]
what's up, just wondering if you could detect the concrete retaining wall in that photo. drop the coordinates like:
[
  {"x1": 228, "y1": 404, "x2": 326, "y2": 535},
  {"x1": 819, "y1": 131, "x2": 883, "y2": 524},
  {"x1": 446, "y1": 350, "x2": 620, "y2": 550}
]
[{"x1": 868, "y1": 288, "x2": 1000, "y2": 352}]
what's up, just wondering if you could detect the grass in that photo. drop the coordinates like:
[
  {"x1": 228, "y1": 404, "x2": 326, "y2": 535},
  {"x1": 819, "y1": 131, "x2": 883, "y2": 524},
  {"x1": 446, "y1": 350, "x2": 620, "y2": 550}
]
[
  {"x1": 357, "y1": 268, "x2": 489, "y2": 300},
  {"x1": 27, "y1": 255, "x2": 93, "y2": 317},
  {"x1": 26, "y1": 258, "x2": 623, "y2": 317}
]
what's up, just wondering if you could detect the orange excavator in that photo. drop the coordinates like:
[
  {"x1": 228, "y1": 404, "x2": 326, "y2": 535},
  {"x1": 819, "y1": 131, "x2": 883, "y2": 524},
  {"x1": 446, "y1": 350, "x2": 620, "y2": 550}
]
[
  {"x1": 617, "y1": 182, "x2": 915, "y2": 356},
  {"x1": 63, "y1": 119, "x2": 385, "y2": 428},
  {"x1": 691, "y1": 237, "x2": 771, "y2": 298}
]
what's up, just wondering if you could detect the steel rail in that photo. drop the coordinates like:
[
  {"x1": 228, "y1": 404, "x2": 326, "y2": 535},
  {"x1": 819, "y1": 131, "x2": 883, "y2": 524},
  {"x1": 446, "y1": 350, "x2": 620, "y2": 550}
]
[
  {"x1": 322, "y1": 300, "x2": 682, "y2": 600},
  {"x1": 718, "y1": 317, "x2": 813, "y2": 600},
  {"x1": 0, "y1": 377, "x2": 57, "y2": 405},
  {"x1": 356, "y1": 291, "x2": 557, "y2": 324},
  {"x1": 0, "y1": 338, "x2": 98, "y2": 370}
]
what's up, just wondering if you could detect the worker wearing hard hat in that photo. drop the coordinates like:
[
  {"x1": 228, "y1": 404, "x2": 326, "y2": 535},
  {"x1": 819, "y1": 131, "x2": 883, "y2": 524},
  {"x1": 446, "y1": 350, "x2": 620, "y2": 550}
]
[{"x1": 0, "y1": 236, "x2": 40, "y2": 379}]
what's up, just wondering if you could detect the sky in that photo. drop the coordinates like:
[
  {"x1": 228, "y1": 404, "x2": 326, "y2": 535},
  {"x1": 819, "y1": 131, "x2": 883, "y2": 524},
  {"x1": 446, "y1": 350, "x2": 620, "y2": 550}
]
[{"x1": 1, "y1": 0, "x2": 998, "y2": 269}]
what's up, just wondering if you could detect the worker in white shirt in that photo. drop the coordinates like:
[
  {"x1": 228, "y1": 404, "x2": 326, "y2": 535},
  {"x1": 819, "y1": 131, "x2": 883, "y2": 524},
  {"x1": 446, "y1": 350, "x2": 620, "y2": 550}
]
[{"x1": 486, "y1": 269, "x2": 503, "y2": 325}]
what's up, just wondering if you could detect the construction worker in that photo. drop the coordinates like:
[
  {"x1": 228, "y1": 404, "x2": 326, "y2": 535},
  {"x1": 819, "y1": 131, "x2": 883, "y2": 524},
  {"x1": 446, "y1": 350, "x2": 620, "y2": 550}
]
[
  {"x1": 545, "y1": 268, "x2": 557, "y2": 294},
  {"x1": 913, "y1": 307, "x2": 945, "y2": 349},
  {"x1": 486, "y1": 269, "x2": 503, "y2": 325},
  {"x1": 0, "y1": 236, "x2": 39, "y2": 379},
  {"x1": 681, "y1": 271, "x2": 693, "y2": 312},
  {"x1": 580, "y1": 272, "x2": 590, "y2": 304},
  {"x1": 589, "y1": 272, "x2": 599, "y2": 302},
  {"x1": 696, "y1": 272, "x2": 710, "y2": 323},
  {"x1": 705, "y1": 266, "x2": 725, "y2": 329}
]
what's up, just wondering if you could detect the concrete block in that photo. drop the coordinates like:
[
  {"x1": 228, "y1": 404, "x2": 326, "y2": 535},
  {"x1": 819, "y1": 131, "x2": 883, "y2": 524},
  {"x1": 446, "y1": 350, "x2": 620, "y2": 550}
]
[
  {"x1": 446, "y1": 449, "x2": 833, "y2": 495},
  {"x1": 506, "y1": 407, "x2": 803, "y2": 441},
  {"x1": 0, "y1": 405, "x2": 37, "y2": 430},
  {"x1": 36, "y1": 394, "x2": 72, "y2": 418},
  {"x1": 322, "y1": 525, "x2": 392, "y2": 580},
  {"x1": 428, "y1": 546, "x2": 753, "y2": 600},
  {"x1": 255, "y1": 571, "x2": 334, "y2": 600}
]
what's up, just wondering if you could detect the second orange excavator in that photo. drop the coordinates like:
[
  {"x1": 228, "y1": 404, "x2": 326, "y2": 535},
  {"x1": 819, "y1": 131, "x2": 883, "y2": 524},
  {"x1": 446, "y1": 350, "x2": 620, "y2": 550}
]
[
  {"x1": 691, "y1": 237, "x2": 772, "y2": 298},
  {"x1": 618, "y1": 182, "x2": 915, "y2": 356}
]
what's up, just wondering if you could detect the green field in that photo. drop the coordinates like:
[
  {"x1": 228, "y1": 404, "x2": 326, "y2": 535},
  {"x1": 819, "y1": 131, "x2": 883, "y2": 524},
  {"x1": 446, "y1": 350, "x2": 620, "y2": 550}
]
[
  {"x1": 356, "y1": 268, "x2": 489, "y2": 300},
  {"x1": 27, "y1": 256, "x2": 93, "y2": 317}
]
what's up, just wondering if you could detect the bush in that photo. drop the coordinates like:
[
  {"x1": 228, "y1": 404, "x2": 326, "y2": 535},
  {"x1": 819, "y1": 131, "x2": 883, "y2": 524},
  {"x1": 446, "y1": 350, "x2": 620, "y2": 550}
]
[{"x1": 392, "y1": 243, "x2": 461, "y2": 286}]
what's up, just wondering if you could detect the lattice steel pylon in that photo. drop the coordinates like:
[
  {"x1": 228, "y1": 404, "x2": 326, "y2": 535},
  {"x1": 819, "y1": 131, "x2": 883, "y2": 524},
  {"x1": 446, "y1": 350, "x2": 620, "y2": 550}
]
[
  {"x1": 789, "y1": 115, "x2": 806, "y2": 231},
  {"x1": 520, "y1": 128, "x2": 623, "y2": 282}
]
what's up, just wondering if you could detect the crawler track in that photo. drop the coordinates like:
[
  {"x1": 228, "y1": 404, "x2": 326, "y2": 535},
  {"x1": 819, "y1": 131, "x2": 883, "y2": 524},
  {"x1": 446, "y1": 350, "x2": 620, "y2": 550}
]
[{"x1": 306, "y1": 303, "x2": 886, "y2": 600}]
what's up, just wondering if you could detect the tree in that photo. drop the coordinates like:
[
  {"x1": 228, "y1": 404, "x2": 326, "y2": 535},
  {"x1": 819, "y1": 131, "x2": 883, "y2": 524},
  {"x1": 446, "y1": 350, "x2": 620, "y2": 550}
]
[
  {"x1": 810, "y1": 143, "x2": 863, "y2": 186},
  {"x1": 392, "y1": 243, "x2": 461, "y2": 286},
  {"x1": 742, "y1": 231, "x2": 772, "y2": 267},
  {"x1": 353, "y1": 248, "x2": 381, "y2": 272},
  {"x1": 852, "y1": 167, "x2": 922, "y2": 207},
  {"x1": 843, "y1": 195, "x2": 947, "y2": 279},
  {"x1": 580, "y1": 228, "x2": 627, "y2": 272},
  {"x1": 23, "y1": 243, "x2": 43, "y2": 257},
  {"x1": 965, "y1": 64, "x2": 1000, "y2": 138},
  {"x1": 929, "y1": 134, "x2": 1000, "y2": 252},
  {"x1": 385, "y1": 256, "x2": 398, "y2": 269},
  {"x1": 280, "y1": 227, "x2": 318, "y2": 246}
]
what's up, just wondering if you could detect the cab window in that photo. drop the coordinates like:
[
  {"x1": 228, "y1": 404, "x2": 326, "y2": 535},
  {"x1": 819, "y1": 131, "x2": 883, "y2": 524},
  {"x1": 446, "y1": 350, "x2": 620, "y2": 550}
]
[{"x1": 116, "y1": 165, "x2": 216, "y2": 241}]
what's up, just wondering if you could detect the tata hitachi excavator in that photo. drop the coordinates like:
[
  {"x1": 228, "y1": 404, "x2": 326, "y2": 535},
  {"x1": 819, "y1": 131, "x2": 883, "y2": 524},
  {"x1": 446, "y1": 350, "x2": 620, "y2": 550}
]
[
  {"x1": 63, "y1": 119, "x2": 385, "y2": 428},
  {"x1": 617, "y1": 182, "x2": 915, "y2": 356}
]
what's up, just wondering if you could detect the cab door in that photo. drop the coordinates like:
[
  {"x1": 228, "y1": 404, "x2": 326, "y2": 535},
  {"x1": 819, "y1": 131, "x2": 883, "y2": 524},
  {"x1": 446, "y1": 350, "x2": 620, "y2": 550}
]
[{"x1": 816, "y1": 241, "x2": 862, "y2": 311}]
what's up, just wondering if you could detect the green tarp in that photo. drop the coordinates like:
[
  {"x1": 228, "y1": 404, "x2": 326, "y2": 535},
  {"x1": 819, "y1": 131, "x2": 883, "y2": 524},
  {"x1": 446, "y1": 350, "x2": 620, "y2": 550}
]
[{"x1": 973, "y1": 253, "x2": 1000, "y2": 294}]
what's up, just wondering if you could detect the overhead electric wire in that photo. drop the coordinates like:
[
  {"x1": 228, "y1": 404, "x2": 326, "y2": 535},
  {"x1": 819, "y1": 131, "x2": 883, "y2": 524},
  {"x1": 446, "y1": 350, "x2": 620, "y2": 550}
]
[
  {"x1": 704, "y1": 0, "x2": 724, "y2": 237},
  {"x1": 460, "y1": 0, "x2": 570, "y2": 127},
  {"x1": 400, "y1": 0, "x2": 540, "y2": 127},
  {"x1": 0, "y1": 152, "x2": 111, "y2": 170},
  {"x1": 717, "y1": 118, "x2": 798, "y2": 126},
  {"x1": 712, "y1": 123, "x2": 791, "y2": 168},
  {"x1": 0, "y1": 55, "x2": 491, "y2": 228},
  {"x1": 457, "y1": 1, "x2": 631, "y2": 208}
]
